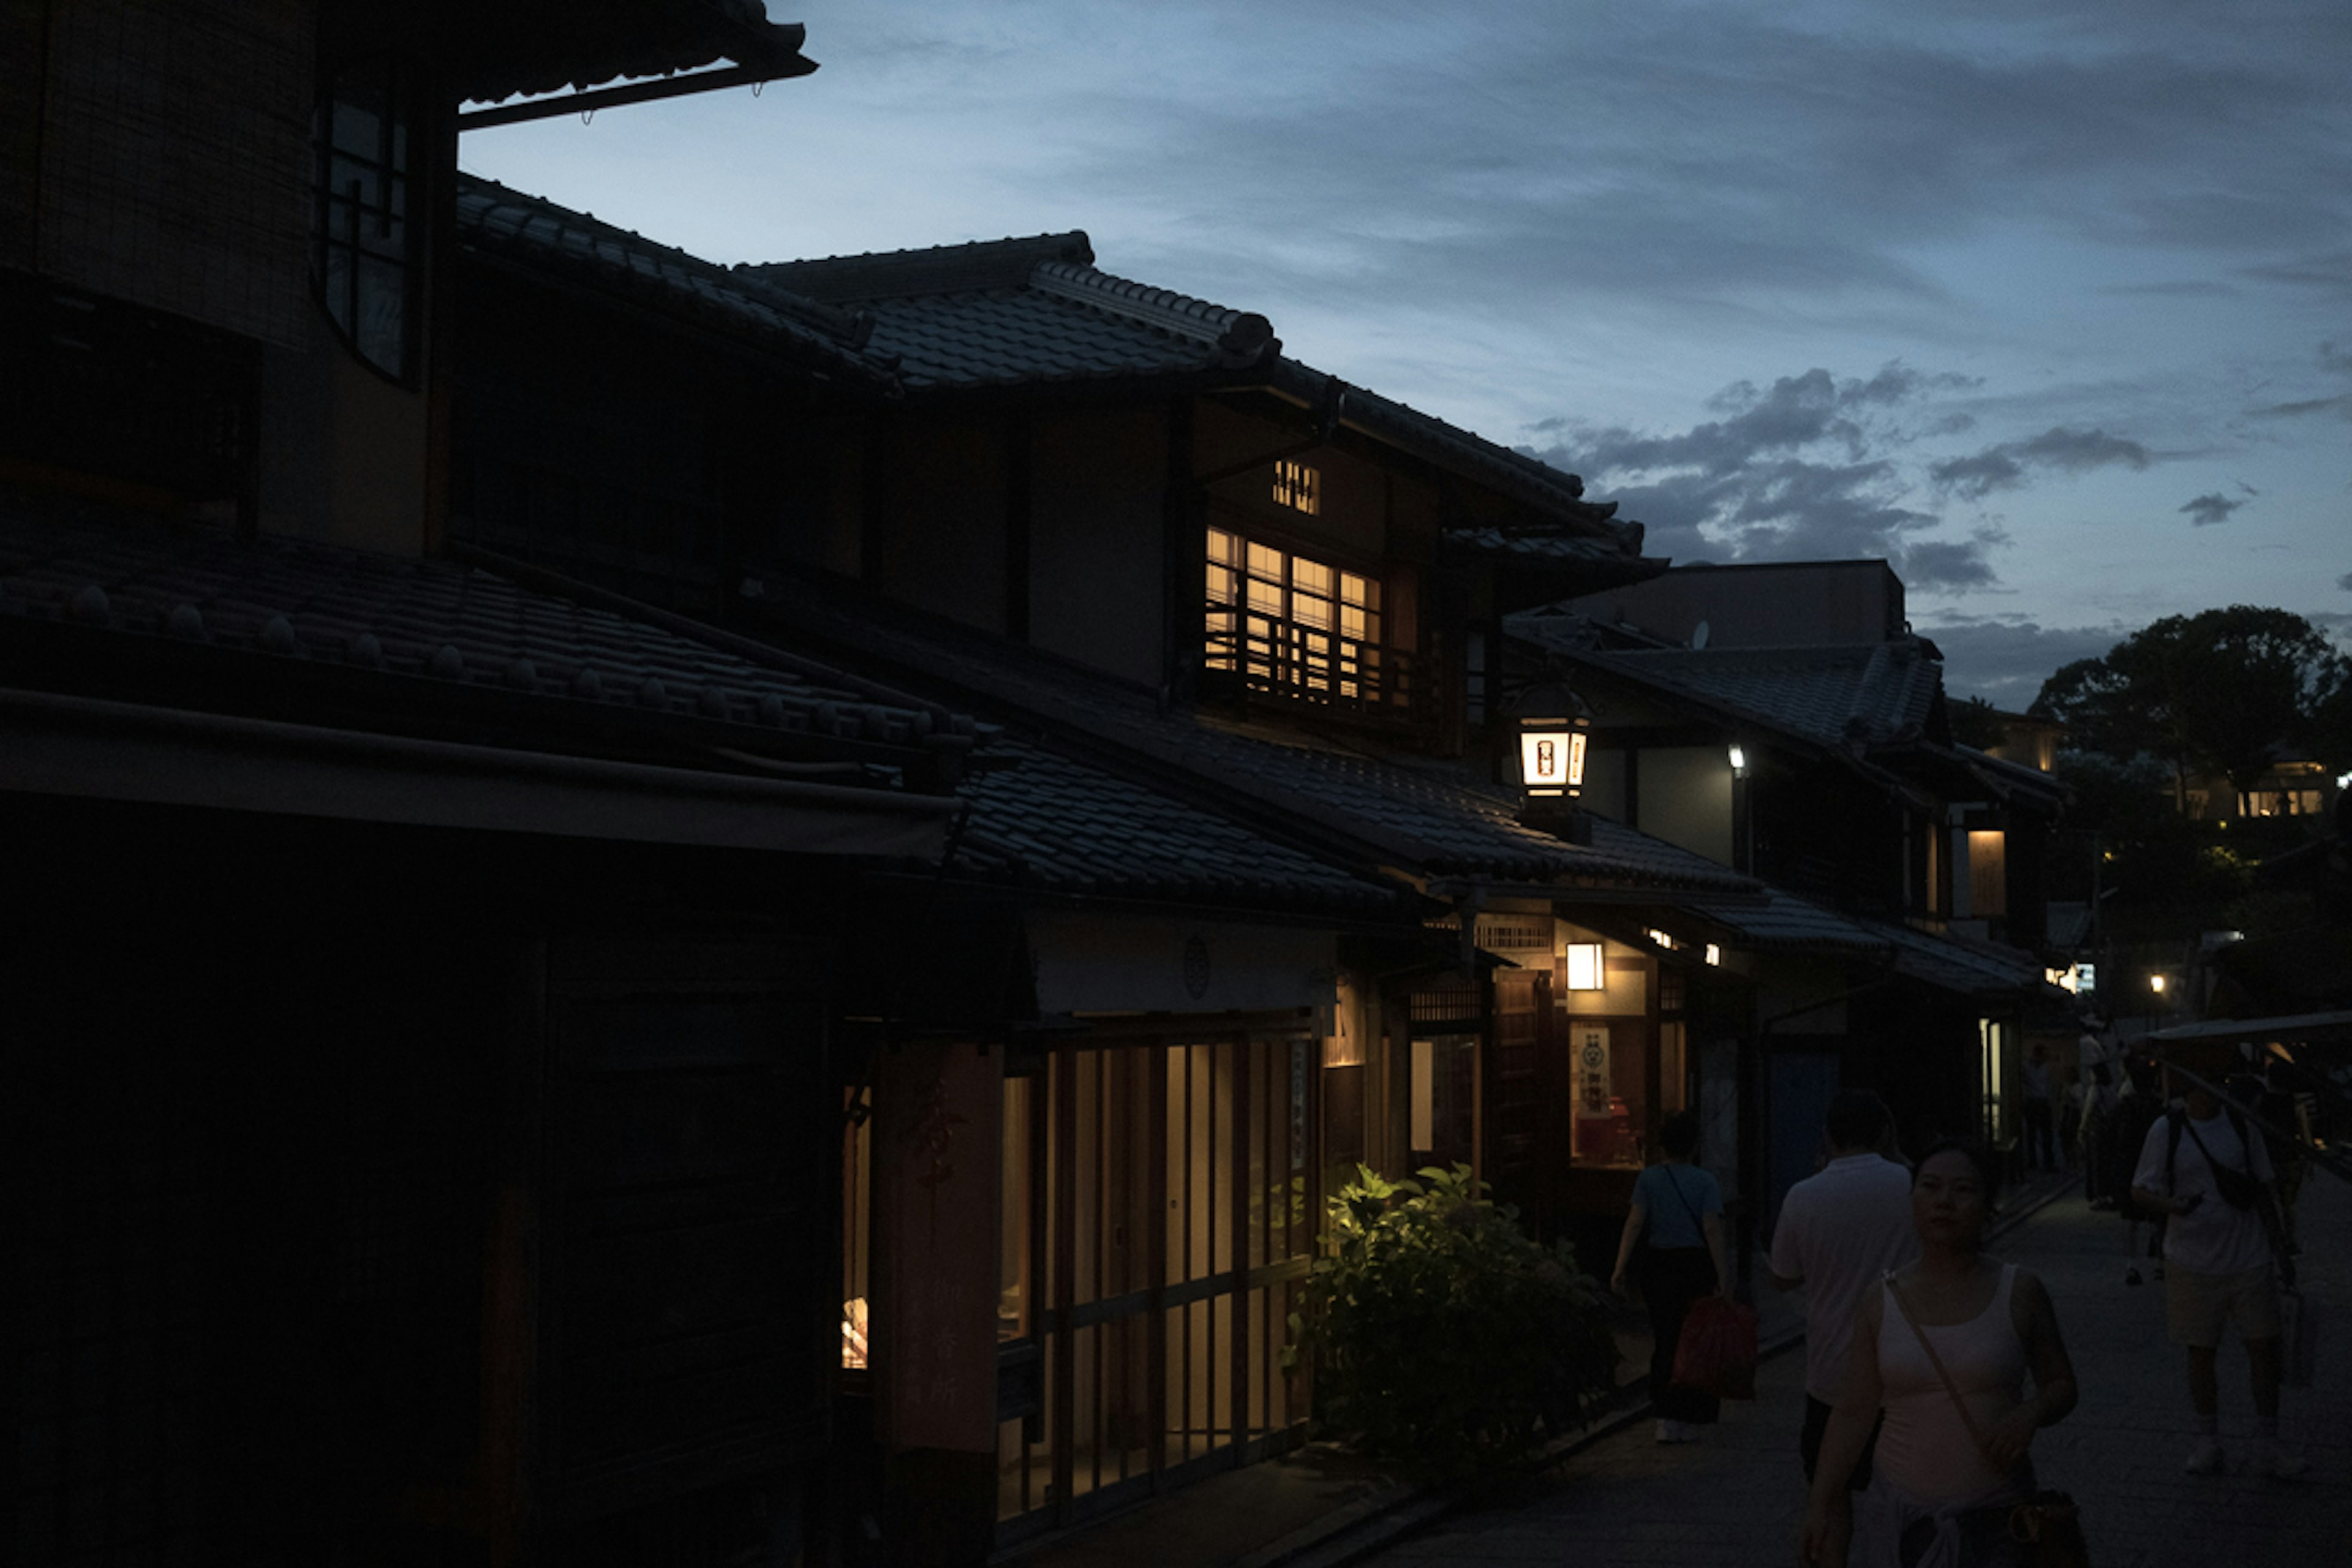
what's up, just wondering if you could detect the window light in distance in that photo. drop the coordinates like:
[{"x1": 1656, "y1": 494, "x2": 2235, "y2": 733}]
[
  {"x1": 2149, "y1": 974, "x2": 2166, "y2": 995},
  {"x1": 1564, "y1": 941, "x2": 1605, "y2": 991},
  {"x1": 1703, "y1": 944, "x2": 1721, "y2": 967},
  {"x1": 1644, "y1": 928, "x2": 1678, "y2": 951},
  {"x1": 1728, "y1": 745, "x2": 1746, "y2": 775}
]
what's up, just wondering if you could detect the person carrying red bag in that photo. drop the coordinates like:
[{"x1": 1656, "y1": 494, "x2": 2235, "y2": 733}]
[{"x1": 1610, "y1": 1109, "x2": 1730, "y2": 1444}]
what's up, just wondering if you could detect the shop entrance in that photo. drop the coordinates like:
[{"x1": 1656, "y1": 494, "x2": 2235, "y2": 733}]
[{"x1": 996, "y1": 1035, "x2": 1316, "y2": 1537}]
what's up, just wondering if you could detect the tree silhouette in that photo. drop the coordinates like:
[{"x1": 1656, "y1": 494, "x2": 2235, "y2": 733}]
[{"x1": 2031, "y1": 606, "x2": 2349, "y2": 805}]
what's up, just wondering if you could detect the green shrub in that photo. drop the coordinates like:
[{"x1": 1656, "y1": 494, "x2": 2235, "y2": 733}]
[{"x1": 1287, "y1": 1164, "x2": 1618, "y2": 1481}]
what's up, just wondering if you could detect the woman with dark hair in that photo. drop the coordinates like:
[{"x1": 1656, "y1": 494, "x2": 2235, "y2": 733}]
[
  {"x1": 1801, "y1": 1140, "x2": 2079, "y2": 1566},
  {"x1": 1610, "y1": 1109, "x2": 1730, "y2": 1443}
]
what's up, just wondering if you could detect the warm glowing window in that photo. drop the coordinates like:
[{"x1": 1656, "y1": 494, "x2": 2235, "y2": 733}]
[
  {"x1": 1564, "y1": 941, "x2": 1604, "y2": 991},
  {"x1": 1272, "y1": 460, "x2": 1319, "y2": 514},
  {"x1": 1966, "y1": 831, "x2": 2007, "y2": 918},
  {"x1": 1205, "y1": 526, "x2": 1382, "y2": 702},
  {"x1": 2239, "y1": 788, "x2": 2323, "y2": 817}
]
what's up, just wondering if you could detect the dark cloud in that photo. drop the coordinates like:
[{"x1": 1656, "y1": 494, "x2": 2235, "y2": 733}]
[
  {"x1": 990, "y1": 2, "x2": 2352, "y2": 331},
  {"x1": 1530, "y1": 362, "x2": 1999, "y2": 592},
  {"x1": 1913, "y1": 616, "x2": 2131, "y2": 707},
  {"x1": 2240, "y1": 251, "x2": 2352, "y2": 303},
  {"x1": 2253, "y1": 339, "x2": 2352, "y2": 420},
  {"x1": 2251, "y1": 392, "x2": 2352, "y2": 420},
  {"x1": 1928, "y1": 428, "x2": 2154, "y2": 500},
  {"x1": 2339, "y1": 572, "x2": 2352, "y2": 592},
  {"x1": 2179, "y1": 492, "x2": 2247, "y2": 527}
]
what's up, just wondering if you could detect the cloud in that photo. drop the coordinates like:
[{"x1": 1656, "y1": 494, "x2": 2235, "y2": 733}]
[
  {"x1": 2252, "y1": 338, "x2": 2352, "y2": 420},
  {"x1": 1913, "y1": 616, "x2": 2133, "y2": 707},
  {"x1": 1928, "y1": 428, "x2": 2154, "y2": 500},
  {"x1": 1530, "y1": 361, "x2": 2001, "y2": 591},
  {"x1": 2179, "y1": 492, "x2": 2248, "y2": 527},
  {"x1": 2340, "y1": 572, "x2": 2352, "y2": 592}
]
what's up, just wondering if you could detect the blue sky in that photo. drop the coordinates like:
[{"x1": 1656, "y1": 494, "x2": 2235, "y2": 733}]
[{"x1": 461, "y1": 0, "x2": 2352, "y2": 707}]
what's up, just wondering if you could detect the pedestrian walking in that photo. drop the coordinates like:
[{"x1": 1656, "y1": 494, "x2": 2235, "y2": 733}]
[
  {"x1": 2110, "y1": 1054, "x2": 2166, "y2": 1286},
  {"x1": 2128, "y1": 1077, "x2": 2306, "y2": 1479},
  {"x1": 2078, "y1": 1023, "x2": 2120, "y2": 1208},
  {"x1": 1609, "y1": 1109, "x2": 1729, "y2": 1446},
  {"x1": 1769, "y1": 1090, "x2": 1918, "y2": 1568},
  {"x1": 2019, "y1": 1046, "x2": 2056, "y2": 1172},
  {"x1": 1801, "y1": 1141, "x2": 2079, "y2": 1568}
]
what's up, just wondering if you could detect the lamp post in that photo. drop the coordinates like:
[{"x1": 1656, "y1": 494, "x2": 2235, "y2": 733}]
[{"x1": 1513, "y1": 673, "x2": 1592, "y2": 843}]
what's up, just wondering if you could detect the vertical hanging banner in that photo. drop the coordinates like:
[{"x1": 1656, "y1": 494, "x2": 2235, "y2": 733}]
[{"x1": 875, "y1": 1040, "x2": 1002, "y2": 1456}]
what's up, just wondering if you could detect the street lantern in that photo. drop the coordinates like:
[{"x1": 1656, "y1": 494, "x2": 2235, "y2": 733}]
[
  {"x1": 1514, "y1": 676, "x2": 1590, "y2": 801},
  {"x1": 1509, "y1": 668, "x2": 1593, "y2": 843}
]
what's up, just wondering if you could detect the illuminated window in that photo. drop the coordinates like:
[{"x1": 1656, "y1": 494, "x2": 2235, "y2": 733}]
[
  {"x1": 1966, "y1": 831, "x2": 2007, "y2": 918},
  {"x1": 2239, "y1": 788, "x2": 2323, "y2": 817},
  {"x1": 1204, "y1": 526, "x2": 1383, "y2": 703},
  {"x1": 1272, "y1": 460, "x2": 1319, "y2": 515},
  {"x1": 316, "y1": 59, "x2": 418, "y2": 382},
  {"x1": 1703, "y1": 944, "x2": 1722, "y2": 967},
  {"x1": 1564, "y1": 941, "x2": 1604, "y2": 991}
]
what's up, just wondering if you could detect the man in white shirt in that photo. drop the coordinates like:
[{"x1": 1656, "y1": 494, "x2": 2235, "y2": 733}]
[
  {"x1": 2130, "y1": 1082, "x2": 2302, "y2": 1479},
  {"x1": 1770, "y1": 1090, "x2": 1917, "y2": 1568}
]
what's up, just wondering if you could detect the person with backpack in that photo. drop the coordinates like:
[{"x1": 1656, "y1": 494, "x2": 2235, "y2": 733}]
[{"x1": 2128, "y1": 1079, "x2": 2304, "y2": 1479}]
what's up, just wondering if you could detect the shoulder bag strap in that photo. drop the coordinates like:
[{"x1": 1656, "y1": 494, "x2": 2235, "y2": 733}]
[
  {"x1": 1661, "y1": 1165, "x2": 1708, "y2": 1239},
  {"x1": 1885, "y1": 1272, "x2": 1995, "y2": 1461}
]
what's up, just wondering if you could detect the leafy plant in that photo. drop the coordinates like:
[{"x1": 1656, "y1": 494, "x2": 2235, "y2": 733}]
[{"x1": 1286, "y1": 1164, "x2": 1618, "y2": 1481}]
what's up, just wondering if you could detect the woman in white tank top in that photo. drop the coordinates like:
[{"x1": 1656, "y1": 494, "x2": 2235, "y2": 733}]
[{"x1": 1801, "y1": 1141, "x2": 2079, "y2": 1568}]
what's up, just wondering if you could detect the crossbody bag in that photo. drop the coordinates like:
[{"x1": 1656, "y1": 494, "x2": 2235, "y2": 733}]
[{"x1": 1885, "y1": 1274, "x2": 2087, "y2": 1568}]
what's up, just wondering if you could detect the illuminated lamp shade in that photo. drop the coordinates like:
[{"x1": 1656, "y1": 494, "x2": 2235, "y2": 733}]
[
  {"x1": 1518, "y1": 718, "x2": 1589, "y2": 797},
  {"x1": 1703, "y1": 944, "x2": 1722, "y2": 967},
  {"x1": 2149, "y1": 974, "x2": 2167, "y2": 995},
  {"x1": 1564, "y1": 941, "x2": 1605, "y2": 991},
  {"x1": 1513, "y1": 674, "x2": 1591, "y2": 799}
]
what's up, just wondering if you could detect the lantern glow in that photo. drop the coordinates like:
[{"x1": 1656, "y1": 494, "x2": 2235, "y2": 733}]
[{"x1": 1518, "y1": 722, "x2": 1588, "y2": 797}]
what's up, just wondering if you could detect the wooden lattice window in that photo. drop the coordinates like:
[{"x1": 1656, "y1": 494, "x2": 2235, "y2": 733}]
[
  {"x1": 316, "y1": 58, "x2": 418, "y2": 382},
  {"x1": 1271, "y1": 460, "x2": 1318, "y2": 515}
]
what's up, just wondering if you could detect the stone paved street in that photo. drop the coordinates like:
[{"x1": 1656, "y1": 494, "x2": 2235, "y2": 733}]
[{"x1": 1367, "y1": 1170, "x2": 2352, "y2": 1567}]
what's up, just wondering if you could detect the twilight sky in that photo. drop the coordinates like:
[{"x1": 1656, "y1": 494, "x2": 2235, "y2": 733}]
[{"x1": 461, "y1": 0, "x2": 2352, "y2": 707}]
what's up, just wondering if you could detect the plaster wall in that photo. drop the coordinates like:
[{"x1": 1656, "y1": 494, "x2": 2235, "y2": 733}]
[
  {"x1": 873, "y1": 416, "x2": 1007, "y2": 633},
  {"x1": 1029, "y1": 407, "x2": 1166, "y2": 686},
  {"x1": 1638, "y1": 746, "x2": 1735, "y2": 866},
  {"x1": 258, "y1": 328, "x2": 432, "y2": 556}
]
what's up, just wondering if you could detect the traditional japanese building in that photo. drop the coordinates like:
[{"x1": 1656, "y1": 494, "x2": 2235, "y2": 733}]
[{"x1": 2, "y1": 6, "x2": 990, "y2": 1566}]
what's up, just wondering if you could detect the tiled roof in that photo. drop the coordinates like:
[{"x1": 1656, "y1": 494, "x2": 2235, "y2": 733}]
[
  {"x1": 745, "y1": 241, "x2": 1272, "y2": 388},
  {"x1": 956, "y1": 736, "x2": 1396, "y2": 911},
  {"x1": 457, "y1": 0, "x2": 815, "y2": 104},
  {"x1": 1866, "y1": 917, "x2": 2058, "y2": 999},
  {"x1": 0, "y1": 496, "x2": 961, "y2": 752},
  {"x1": 454, "y1": 176, "x2": 890, "y2": 387},
  {"x1": 1669, "y1": 885, "x2": 2059, "y2": 997},
  {"x1": 1673, "y1": 888, "x2": 1890, "y2": 958},
  {"x1": 1955, "y1": 744, "x2": 2071, "y2": 809},
  {"x1": 736, "y1": 569, "x2": 1755, "y2": 896},
  {"x1": 745, "y1": 233, "x2": 1645, "y2": 554},
  {"x1": 1510, "y1": 617, "x2": 1944, "y2": 752}
]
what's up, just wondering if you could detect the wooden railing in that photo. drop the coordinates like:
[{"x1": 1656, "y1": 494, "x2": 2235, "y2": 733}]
[{"x1": 1202, "y1": 607, "x2": 1427, "y2": 729}]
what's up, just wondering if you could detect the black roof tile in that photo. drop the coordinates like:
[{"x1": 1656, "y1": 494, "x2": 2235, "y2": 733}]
[
  {"x1": 0, "y1": 495, "x2": 956, "y2": 751},
  {"x1": 741, "y1": 569, "x2": 1757, "y2": 897}
]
